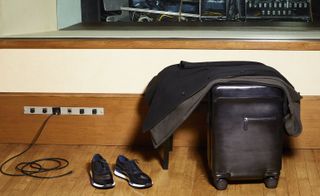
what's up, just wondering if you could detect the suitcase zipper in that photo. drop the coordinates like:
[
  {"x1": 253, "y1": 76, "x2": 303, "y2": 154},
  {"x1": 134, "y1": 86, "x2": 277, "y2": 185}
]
[{"x1": 243, "y1": 117, "x2": 277, "y2": 131}]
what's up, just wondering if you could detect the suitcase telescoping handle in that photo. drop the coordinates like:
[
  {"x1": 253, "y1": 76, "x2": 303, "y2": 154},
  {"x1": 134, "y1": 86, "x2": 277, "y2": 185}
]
[
  {"x1": 180, "y1": 61, "x2": 263, "y2": 69},
  {"x1": 243, "y1": 117, "x2": 277, "y2": 131}
]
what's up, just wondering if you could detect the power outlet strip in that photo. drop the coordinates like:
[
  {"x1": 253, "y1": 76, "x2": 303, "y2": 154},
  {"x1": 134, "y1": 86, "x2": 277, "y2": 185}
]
[
  {"x1": 60, "y1": 107, "x2": 104, "y2": 115},
  {"x1": 24, "y1": 106, "x2": 104, "y2": 115}
]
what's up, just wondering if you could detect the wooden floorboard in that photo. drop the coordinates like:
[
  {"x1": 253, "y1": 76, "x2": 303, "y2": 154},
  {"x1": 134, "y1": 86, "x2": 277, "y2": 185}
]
[{"x1": 0, "y1": 145, "x2": 319, "y2": 195}]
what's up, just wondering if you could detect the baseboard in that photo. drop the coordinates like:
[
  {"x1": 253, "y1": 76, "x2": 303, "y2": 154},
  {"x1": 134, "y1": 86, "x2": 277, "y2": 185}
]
[{"x1": 0, "y1": 93, "x2": 319, "y2": 149}]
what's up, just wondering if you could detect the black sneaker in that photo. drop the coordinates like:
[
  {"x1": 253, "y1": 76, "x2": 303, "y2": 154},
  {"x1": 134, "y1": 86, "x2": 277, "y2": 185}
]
[
  {"x1": 90, "y1": 154, "x2": 115, "y2": 189},
  {"x1": 114, "y1": 155, "x2": 152, "y2": 189}
]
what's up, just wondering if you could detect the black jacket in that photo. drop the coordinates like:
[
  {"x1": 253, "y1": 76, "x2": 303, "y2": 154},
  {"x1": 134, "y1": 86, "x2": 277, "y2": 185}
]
[{"x1": 143, "y1": 61, "x2": 302, "y2": 148}]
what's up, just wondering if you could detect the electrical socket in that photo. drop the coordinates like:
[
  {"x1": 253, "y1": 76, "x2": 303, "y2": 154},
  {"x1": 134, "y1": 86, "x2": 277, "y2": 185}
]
[
  {"x1": 24, "y1": 106, "x2": 54, "y2": 115},
  {"x1": 24, "y1": 106, "x2": 104, "y2": 115},
  {"x1": 60, "y1": 107, "x2": 104, "y2": 115}
]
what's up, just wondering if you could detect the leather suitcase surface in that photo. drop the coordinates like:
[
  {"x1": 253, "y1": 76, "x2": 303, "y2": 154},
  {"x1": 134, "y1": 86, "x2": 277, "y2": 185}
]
[{"x1": 208, "y1": 84, "x2": 285, "y2": 190}]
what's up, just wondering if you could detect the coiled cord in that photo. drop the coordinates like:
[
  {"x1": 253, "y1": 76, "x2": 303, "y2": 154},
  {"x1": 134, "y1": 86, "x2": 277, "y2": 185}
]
[{"x1": 0, "y1": 115, "x2": 73, "y2": 179}]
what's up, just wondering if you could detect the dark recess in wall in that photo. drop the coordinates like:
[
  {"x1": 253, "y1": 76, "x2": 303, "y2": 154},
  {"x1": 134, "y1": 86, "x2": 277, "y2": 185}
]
[
  {"x1": 81, "y1": 0, "x2": 105, "y2": 23},
  {"x1": 80, "y1": 0, "x2": 320, "y2": 24}
]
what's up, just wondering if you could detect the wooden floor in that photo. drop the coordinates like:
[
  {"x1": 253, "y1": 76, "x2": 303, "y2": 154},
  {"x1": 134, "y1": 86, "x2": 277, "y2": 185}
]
[{"x1": 0, "y1": 144, "x2": 319, "y2": 196}]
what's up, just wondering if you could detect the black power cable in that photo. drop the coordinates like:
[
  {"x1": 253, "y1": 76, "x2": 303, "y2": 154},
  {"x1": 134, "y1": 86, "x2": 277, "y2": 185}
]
[{"x1": 0, "y1": 114, "x2": 73, "y2": 179}]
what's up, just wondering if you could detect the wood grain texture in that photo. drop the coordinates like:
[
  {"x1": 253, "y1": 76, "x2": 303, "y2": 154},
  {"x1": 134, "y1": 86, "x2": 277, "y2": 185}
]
[
  {"x1": 1, "y1": 39, "x2": 320, "y2": 50},
  {"x1": 0, "y1": 144, "x2": 319, "y2": 195},
  {"x1": 0, "y1": 93, "x2": 319, "y2": 149}
]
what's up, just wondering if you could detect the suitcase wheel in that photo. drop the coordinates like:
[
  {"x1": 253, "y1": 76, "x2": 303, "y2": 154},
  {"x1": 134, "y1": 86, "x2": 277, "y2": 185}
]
[
  {"x1": 264, "y1": 177, "x2": 279, "y2": 189},
  {"x1": 213, "y1": 178, "x2": 228, "y2": 190}
]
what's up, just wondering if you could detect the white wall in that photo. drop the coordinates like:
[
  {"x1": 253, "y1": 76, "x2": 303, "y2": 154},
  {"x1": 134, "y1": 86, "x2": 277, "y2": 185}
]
[
  {"x1": 57, "y1": 0, "x2": 81, "y2": 29},
  {"x1": 0, "y1": 49, "x2": 319, "y2": 95},
  {"x1": 0, "y1": 1, "x2": 3, "y2": 35},
  {"x1": 0, "y1": 0, "x2": 57, "y2": 36}
]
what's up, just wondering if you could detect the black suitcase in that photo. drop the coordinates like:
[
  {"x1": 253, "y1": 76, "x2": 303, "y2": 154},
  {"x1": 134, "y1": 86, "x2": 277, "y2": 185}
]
[{"x1": 208, "y1": 84, "x2": 285, "y2": 190}]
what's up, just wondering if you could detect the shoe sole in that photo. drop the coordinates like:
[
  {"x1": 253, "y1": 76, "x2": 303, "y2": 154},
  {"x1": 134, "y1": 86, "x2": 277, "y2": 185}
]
[
  {"x1": 114, "y1": 169, "x2": 152, "y2": 189},
  {"x1": 89, "y1": 170, "x2": 116, "y2": 189}
]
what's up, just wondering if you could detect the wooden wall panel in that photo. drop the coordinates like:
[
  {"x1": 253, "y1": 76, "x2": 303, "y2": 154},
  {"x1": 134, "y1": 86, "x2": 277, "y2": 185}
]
[
  {"x1": 0, "y1": 93, "x2": 319, "y2": 149},
  {"x1": 1, "y1": 39, "x2": 320, "y2": 50}
]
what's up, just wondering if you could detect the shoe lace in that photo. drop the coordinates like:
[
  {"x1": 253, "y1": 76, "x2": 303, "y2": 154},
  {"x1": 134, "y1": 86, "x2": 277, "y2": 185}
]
[
  {"x1": 128, "y1": 159, "x2": 142, "y2": 174},
  {"x1": 96, "y1": 160, "x2": 109, "y2": 174}
]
